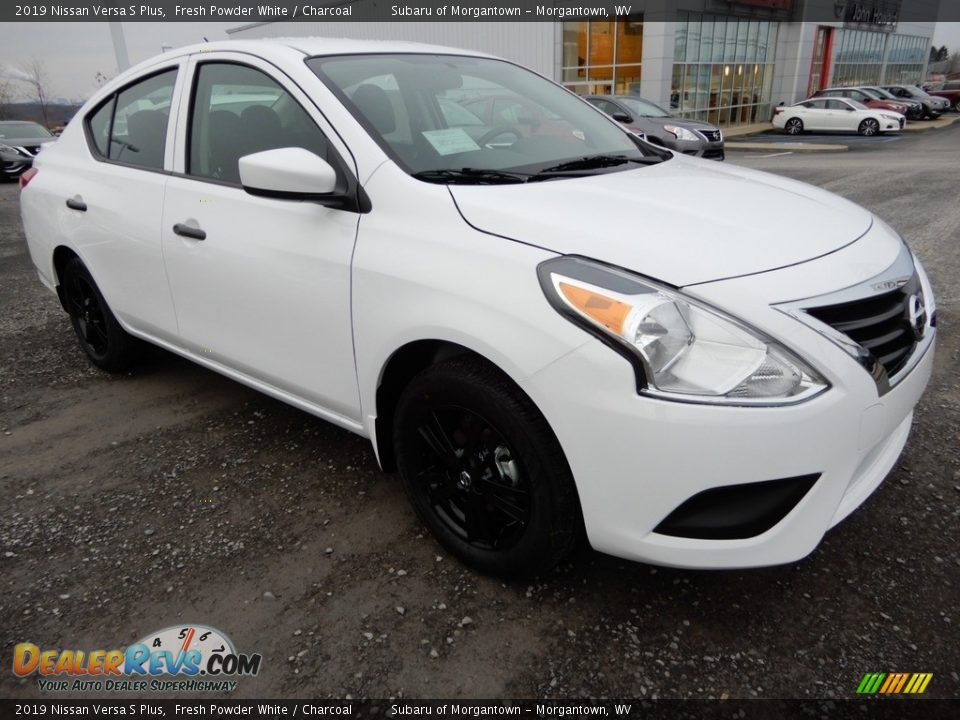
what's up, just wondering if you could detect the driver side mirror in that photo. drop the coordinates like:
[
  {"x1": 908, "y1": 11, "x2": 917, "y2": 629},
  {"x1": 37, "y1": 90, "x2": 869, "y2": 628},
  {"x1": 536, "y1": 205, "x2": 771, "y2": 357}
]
[
  {"x1": 239, "y1": 147, "x2": 338, "y2": 200},
  {"x1": 612, "y1": 111, "x2": 633, "y2": 123}
]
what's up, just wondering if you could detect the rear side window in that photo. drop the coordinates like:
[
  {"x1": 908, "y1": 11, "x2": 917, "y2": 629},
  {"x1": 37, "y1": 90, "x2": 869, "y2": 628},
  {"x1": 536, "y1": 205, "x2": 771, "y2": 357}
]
[
  {"x1": 85, "y1": 68, "x2": 177, "y2": 171},
  {"x1": 188, "y1": 62, "x2": 331, "y2": 184},
  {"x1": 109, "y1": 71, "x2": 177, "y2": 169},
  {"x1": 87, "y1": 97, "x2": 114, "y2": 156}
]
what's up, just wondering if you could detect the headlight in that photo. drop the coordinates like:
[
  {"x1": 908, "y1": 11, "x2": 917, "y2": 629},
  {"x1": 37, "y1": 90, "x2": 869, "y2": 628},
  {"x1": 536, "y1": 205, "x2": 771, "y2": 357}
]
[
  {"x1": 0, "y1": 143, "x2": 21, "y2": 155},
  {"x1": 538, "y1": 257, "x2": 829, "y2": 405},
  {"x1": 663, "y1": 125, "x2": 699, "y2": 141}
]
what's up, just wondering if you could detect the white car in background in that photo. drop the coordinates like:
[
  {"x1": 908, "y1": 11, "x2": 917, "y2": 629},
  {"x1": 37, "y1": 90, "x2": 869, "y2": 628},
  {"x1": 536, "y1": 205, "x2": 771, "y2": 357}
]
[
  {"x1": 19, "y1": 39, "x2": 935, "y2": 577},
  {"x1": 773, "y1": 97, "x2": 904, "y2": 136}
]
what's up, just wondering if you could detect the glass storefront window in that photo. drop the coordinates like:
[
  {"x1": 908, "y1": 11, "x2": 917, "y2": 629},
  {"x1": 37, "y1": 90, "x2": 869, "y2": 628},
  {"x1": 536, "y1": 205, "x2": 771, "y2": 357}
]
[
  {"x1": 672, "y1": 12, "x2": 779, "y2": 127},
  {"x1": 562, "y1": 18, "x2": 643, "y2": 97},
  {"x1": 830, "y1": 29, "x2": 927, "y2": 88}
]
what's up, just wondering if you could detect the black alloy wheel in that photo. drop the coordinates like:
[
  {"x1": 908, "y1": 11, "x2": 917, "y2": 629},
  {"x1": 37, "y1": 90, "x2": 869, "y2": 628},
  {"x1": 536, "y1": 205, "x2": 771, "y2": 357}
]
[
  {"x1": 784, "y1": 118, "x2": 803, "y2": 135},
  {"x1": 410, "y1": 405, "x2": 530, "y2": 550},
  {"x1": 61, "y1": 257, "x2": 140, "y2": 371},
  {"x1": 66, "y1": 272, "x2": 110, "y2": 358},
  {"x1": 394, "y1": 357, "x2": 581, "y2": 577}
]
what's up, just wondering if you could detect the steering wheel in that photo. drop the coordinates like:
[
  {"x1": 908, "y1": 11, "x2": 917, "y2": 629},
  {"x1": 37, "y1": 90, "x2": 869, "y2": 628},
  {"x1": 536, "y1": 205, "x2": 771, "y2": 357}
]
[{"x1": 476, "y1": 126, "x2": 520, "y2": 147}]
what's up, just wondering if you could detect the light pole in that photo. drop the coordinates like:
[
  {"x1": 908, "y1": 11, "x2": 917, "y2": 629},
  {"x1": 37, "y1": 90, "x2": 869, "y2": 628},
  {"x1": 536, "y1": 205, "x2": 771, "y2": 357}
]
[{"x1": 109, "y1": 22, "x2": 130, "y2": 73}]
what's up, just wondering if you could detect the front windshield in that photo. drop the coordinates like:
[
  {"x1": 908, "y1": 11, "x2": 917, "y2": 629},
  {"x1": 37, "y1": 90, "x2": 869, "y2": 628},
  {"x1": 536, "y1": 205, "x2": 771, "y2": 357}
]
[
  {"x1": 616, "y1": 97, "x2": 671, "y2": 118},
  {"x1": 847, "y1": 99, "x2": 869, "y2": 110},
  {"x1": 308, "y1": 54, "x2": 663, "y2": 180},
  {"x1": 0, "y1": 122, "x2": 51, "y2": 139},
  {"x1": 858, "y1": 88, "x2": 882, "y2": 100}
]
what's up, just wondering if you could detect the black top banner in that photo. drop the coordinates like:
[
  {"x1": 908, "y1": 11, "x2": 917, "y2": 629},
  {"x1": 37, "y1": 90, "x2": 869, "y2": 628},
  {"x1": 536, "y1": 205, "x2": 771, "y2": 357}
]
[
  {"x1": 1, "y1": 0, "x2": 957, "y2": 23},
  {"x1": 2, "y1": 699, "x2": 960, "y2": 720}
]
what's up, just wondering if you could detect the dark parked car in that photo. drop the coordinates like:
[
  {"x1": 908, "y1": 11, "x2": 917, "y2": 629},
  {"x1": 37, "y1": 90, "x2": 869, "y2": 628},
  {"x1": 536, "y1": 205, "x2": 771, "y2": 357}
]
[
  {"x1": 0, "y1": 121, "x2": 55, "y2": 180},
  {"x1": 924, "y1": 80, "x2": 960, "y2": 113},
  {"x1": 853, "y1": 86, "x2": 924, "y2": 120},
  {"x1": 586, "y1": 95, "x2": 724, "y2": 160},
  {"x1": 813, "y1": 87, "x2": 913, "y2": 119},
  {"x1": 879, "y1": 85, "x2": 949, "y2": 118}
]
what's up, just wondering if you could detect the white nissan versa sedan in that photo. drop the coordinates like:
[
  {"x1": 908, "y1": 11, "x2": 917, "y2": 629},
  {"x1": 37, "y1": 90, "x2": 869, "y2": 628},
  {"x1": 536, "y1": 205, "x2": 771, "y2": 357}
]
[{"x1": 20, "y1": 40, "x2": 936, "y2": 576}]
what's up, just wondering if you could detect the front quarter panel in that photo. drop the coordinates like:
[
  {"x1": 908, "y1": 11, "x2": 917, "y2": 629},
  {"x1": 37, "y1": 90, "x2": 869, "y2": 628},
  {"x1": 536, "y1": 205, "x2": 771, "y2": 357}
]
[{"x1": 352, "y1": 162, "x2": 590, "y2": 437}]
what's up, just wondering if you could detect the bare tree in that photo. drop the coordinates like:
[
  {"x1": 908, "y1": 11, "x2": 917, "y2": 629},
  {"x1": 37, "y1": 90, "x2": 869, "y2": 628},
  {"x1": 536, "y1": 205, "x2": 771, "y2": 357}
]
[
  {"x1": 0, "y1": 78, "x2": 14, "y2": 120},
  {"x1": 21, "y1": 59, "x2": 51, "y2": 129},
  {"x1": 950, "y1": 51, "x2": 960, "y2": 75}
]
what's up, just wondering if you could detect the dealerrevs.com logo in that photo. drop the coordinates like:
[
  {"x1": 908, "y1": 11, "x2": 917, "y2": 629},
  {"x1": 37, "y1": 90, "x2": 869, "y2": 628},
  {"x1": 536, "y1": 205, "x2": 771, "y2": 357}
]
[{"x1": 13, "y1": 624, "x2": 262, "y2": 693}]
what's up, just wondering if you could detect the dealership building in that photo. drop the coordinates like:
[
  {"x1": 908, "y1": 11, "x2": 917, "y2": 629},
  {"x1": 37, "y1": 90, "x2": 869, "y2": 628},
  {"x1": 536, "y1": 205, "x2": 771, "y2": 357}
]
[{"x1": 229, "y1": 0, "x2": 937, "y2": 128}]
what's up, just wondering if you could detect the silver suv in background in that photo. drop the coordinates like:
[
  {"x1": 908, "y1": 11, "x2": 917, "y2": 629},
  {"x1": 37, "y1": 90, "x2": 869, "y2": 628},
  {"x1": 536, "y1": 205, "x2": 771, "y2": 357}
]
[{"x1": 880, "y1": 85, "x2": 949, "y2": 119}]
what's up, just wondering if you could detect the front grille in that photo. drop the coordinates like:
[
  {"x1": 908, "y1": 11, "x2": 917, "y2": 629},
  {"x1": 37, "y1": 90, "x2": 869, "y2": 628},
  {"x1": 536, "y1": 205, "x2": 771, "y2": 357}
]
[
  {"x1": 805, "y1": 273, "x2": 924, "y2": 379},
  {"x1": 698, "y1": 129, "x2": 722, "y2": 143}
]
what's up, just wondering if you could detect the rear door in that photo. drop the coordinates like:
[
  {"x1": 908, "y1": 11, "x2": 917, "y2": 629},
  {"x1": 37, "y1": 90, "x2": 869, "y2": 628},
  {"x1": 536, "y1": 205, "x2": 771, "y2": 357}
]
[
  {"x1": 159, "y1": 52, "x2": 362, "y2": 422},
  {"x1": 61, "y1": 62, "x2": 186, "y2": 340}
]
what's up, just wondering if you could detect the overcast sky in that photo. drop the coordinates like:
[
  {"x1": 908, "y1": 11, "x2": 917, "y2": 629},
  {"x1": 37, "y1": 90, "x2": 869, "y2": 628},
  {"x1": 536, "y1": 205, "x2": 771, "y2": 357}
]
[{"x1": 2, "y1": 21, "x2": 959, "y2": 103}]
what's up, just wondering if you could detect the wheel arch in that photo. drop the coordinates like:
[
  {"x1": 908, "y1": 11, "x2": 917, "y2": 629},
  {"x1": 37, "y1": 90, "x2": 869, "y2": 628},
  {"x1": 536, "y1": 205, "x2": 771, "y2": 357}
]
[
  {"x1": 373, "y1": 339, "x2": 561, "y2": 475},
  {"x1": 52, "y1": 245, "x2": 82, "y2": 313}
]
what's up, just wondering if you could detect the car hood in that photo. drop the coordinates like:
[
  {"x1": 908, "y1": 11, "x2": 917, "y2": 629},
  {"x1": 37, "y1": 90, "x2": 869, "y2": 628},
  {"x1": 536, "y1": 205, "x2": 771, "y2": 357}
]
[
  {"x1": 0, "y1": 136, "x2": 54, "y2": 146},
  {"x1": 449, "y1": 156, "x2": 873, "y2": 287},
  {"x1": 638, "y1": 116, "x2": 719, "y2": 132}
]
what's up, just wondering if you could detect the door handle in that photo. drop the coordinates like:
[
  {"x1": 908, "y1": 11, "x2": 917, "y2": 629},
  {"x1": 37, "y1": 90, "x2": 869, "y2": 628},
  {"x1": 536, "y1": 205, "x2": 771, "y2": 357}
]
[
  {"x1": 66, "y1": 197, "x2": 87, "y2": 212},
  {"x1": 173, "y1": 223, "x2": 206, "y2": 241}
]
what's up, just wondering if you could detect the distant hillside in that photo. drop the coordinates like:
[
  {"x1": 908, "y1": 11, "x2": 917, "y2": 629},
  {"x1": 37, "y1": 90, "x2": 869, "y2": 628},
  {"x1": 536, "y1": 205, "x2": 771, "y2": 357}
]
[{"x1": 0, "y1": 102, "x2": 82, "y2": 129}]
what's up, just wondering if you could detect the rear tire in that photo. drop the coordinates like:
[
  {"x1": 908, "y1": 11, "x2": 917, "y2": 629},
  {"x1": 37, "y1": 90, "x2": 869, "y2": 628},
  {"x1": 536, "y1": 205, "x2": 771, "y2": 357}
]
[
  {"x1": 858, "y1": 118, "x2": 880, "y2": 136},
  {"x1": 784, "y1": 118, "x2": 803, "y2": 135},
  {"x1": 394, "y1": 357, "x2": 581, "y2": 577},
  {"x1": 61, "y1": 257, "x2": 141, "y2": 372},
  {"x1": 954, "y1": 99, "x2": 960, "y2": 113}
]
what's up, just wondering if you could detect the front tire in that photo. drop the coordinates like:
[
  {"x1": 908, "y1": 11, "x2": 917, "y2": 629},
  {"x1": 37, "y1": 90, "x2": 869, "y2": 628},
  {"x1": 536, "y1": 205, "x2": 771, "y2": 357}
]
[
  {"x1": 394, "y1": 357, "x2": 581, "y2": 577},
  {"x1": 858, "y1": 118, "x2": 880, "y2": 136},
  {"x1": 954, "y1": 98, "x2": 960, "y2": 113},
  {"x1": 61, "y1": 257, "x2": 141, "y2": 372},
  {"x1": 784, "y1": 118, "x2": 803, "y2": 135}
]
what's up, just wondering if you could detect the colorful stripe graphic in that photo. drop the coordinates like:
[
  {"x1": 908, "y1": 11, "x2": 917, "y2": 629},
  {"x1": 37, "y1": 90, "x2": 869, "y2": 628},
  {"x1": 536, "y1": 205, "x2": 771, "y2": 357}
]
[{"x1": 857, "y1": 673, "x2": 932, "y2": 694}]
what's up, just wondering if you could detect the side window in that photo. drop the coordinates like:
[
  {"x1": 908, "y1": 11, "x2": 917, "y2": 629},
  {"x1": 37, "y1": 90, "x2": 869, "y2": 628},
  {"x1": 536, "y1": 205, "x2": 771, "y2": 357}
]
[
  {"x1": 189, "y1": 63, "x2": 331, "y2": 184},
  {"x1": 109, "y1": 70, "x2": 177, "y2": 170},
  {"x1": 87, "y1": 97, "x2": 114, "y2": 156},
  {"x1": 825, "y1": 100, "x2": 848, "y2": 110},
  {"x1": 588, "y1": 98, "x2": 619, "y2": 116}
]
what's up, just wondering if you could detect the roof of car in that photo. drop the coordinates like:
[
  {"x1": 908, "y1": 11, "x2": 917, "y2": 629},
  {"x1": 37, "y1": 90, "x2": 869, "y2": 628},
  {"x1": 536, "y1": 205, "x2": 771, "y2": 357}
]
[{"x1": 168, "y1": 37, "x2": 493, "y2": 60}]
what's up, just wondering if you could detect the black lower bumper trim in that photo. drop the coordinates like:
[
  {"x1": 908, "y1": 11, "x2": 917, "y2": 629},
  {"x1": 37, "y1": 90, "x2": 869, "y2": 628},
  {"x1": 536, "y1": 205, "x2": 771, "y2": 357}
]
[{"x1": 653, "y1": 474, "x2": 820, "y2": 540}]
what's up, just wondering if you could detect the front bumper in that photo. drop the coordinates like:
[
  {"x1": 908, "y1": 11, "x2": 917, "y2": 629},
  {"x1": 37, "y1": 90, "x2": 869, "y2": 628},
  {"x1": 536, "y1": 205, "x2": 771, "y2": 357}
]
[
  {"x1": 0, "y1": 149, "x2": 35, "y2": 176},
  {"x1": 661, "y1": 136, "x2": 725, "y2": 161},
  {"x1": 522, "y1": 229, "x2": 934, "y2": 569}
]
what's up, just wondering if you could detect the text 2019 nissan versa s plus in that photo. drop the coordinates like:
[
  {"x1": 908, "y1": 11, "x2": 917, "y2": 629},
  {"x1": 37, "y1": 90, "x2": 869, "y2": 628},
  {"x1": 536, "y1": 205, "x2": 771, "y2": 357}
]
[{"x1": 20, "y1": 40, "x2": 936, "y2": 576}]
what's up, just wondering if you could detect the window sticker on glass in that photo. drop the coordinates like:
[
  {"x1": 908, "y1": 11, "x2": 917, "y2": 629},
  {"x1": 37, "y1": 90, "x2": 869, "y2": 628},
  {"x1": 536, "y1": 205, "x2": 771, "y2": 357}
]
[{"x1": 421, "y1": 128, "x2": 481, "y2": 156}]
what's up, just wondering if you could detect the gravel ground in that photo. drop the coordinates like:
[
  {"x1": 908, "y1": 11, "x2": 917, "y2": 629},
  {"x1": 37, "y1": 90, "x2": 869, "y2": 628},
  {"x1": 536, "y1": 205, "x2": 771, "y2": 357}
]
[{"x1": 1, "y1": 125, "x2": 958, "y2": 701}]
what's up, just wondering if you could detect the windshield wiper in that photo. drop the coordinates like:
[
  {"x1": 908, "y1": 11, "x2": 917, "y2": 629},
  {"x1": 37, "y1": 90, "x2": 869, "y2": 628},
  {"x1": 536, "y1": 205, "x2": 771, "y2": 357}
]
[
  {"x1": 529, "y1": 153, "x2": 660, "y2": 179},
  {"x1": 411, "y1": 168, "x2": 530, "y2": 185}
]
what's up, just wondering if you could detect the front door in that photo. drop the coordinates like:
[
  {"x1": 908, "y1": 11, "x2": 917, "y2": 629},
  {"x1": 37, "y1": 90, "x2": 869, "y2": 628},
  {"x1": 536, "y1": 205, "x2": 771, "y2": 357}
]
[{"x1": 160, "y1": 55, "x2": 362, "y2": 421}]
